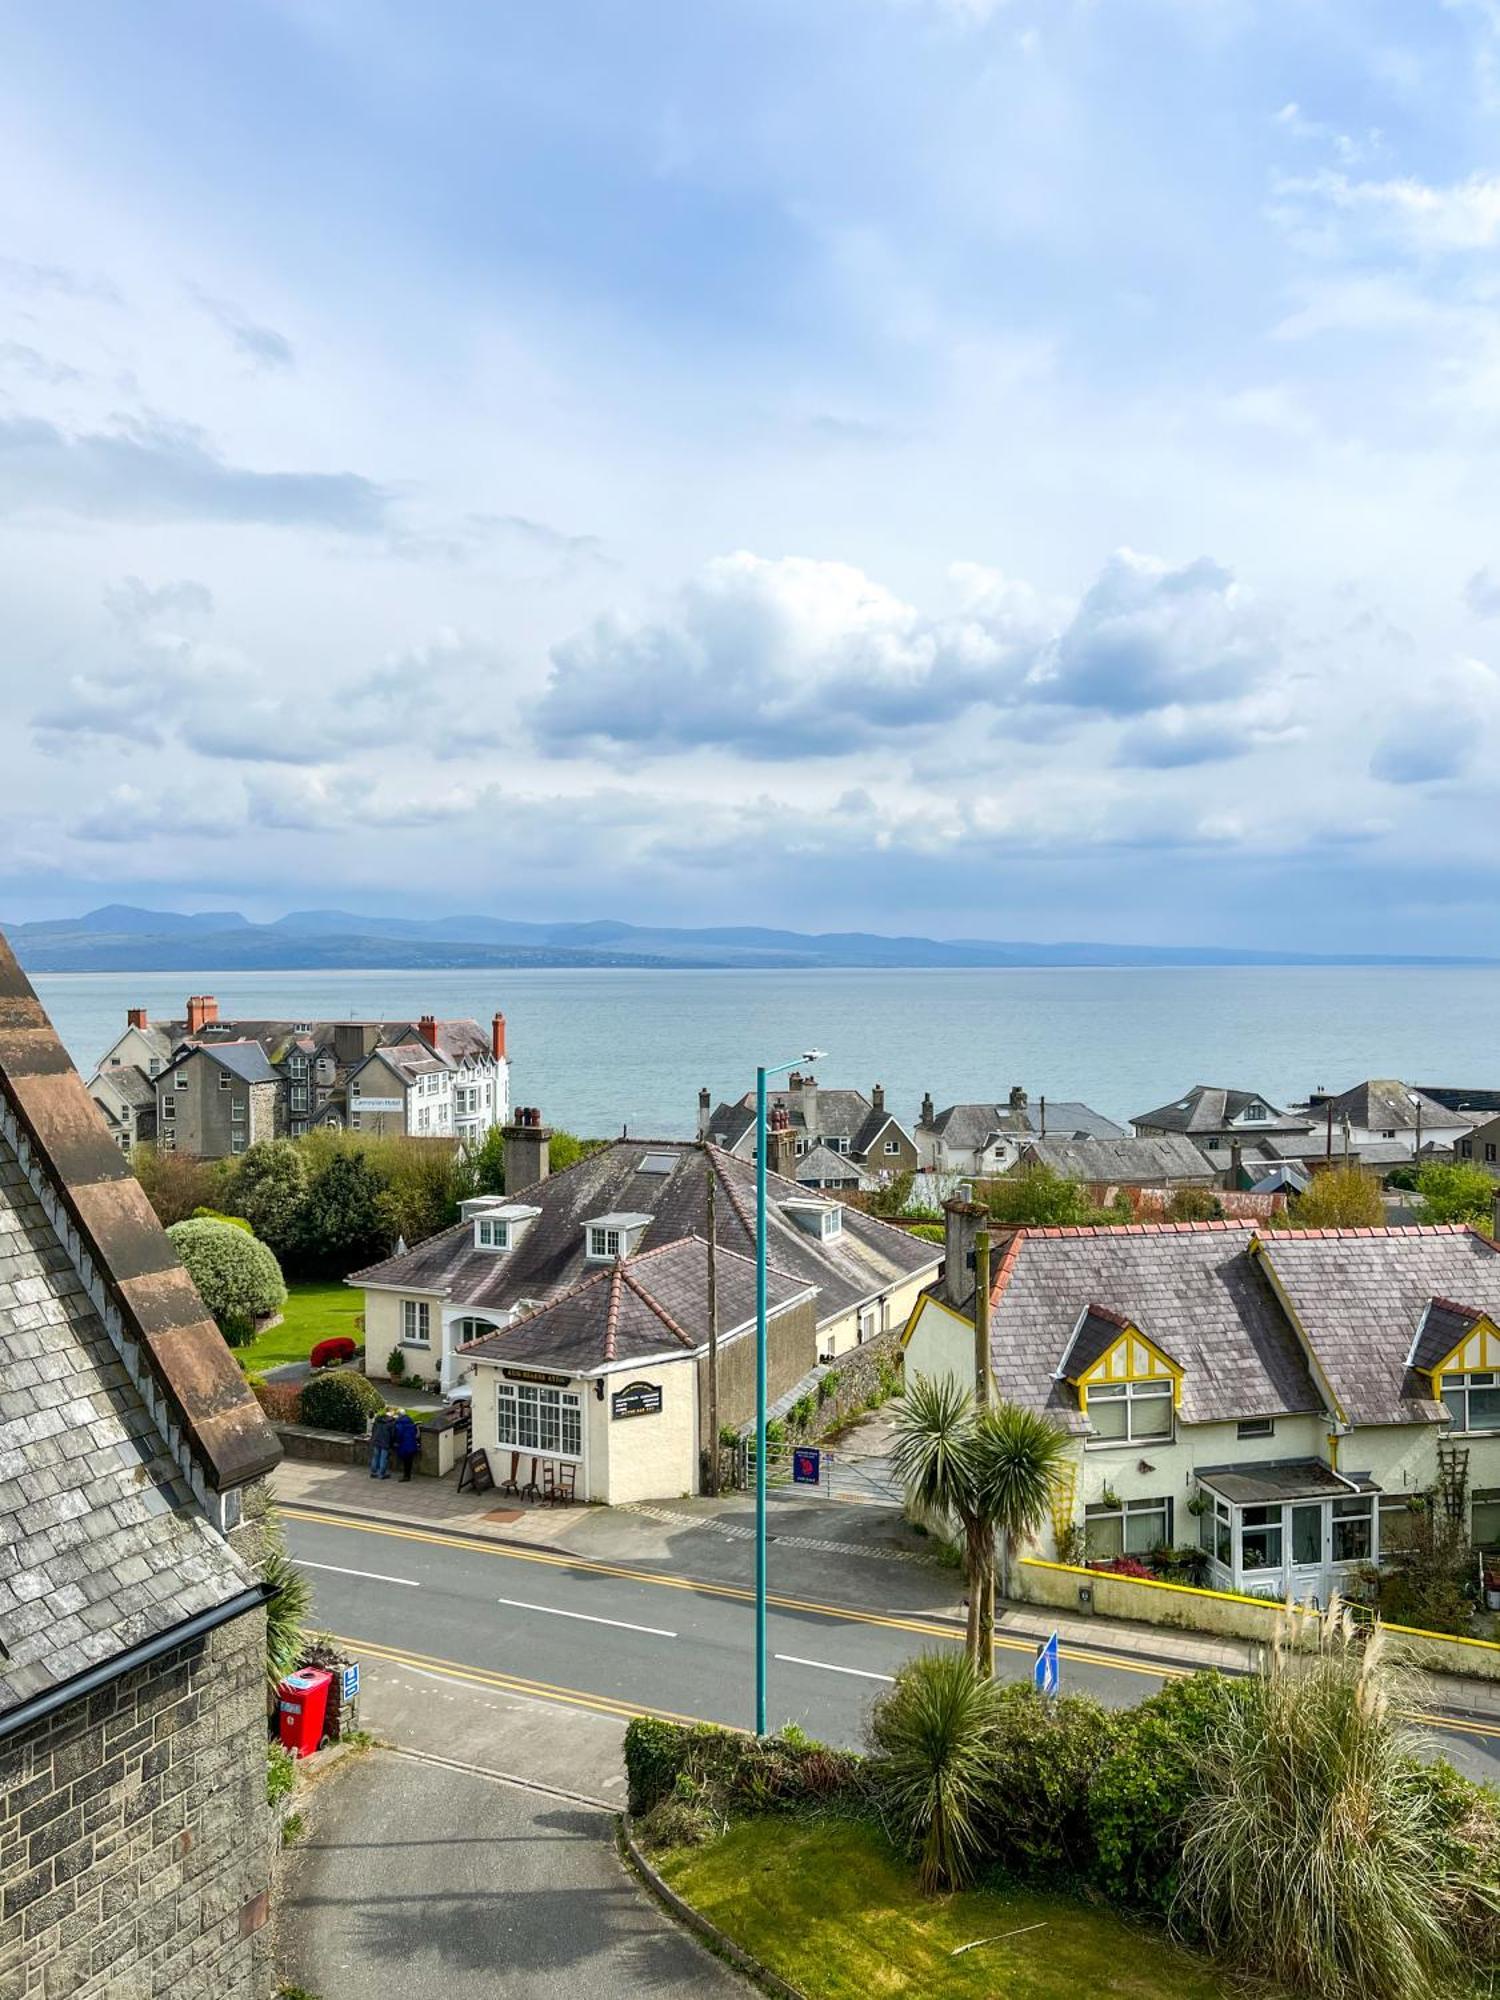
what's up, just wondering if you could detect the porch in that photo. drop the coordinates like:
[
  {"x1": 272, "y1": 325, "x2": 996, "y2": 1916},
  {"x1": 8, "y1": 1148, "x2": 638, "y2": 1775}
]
[{"x1": 1195, "y1": 1458, "x2": 1379, "y2": 1605}]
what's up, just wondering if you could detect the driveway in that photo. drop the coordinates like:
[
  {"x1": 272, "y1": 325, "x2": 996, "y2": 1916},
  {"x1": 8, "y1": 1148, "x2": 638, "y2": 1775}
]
[{"x1": 278, "y1": 1749, "x2": 745, "y2": 1999}]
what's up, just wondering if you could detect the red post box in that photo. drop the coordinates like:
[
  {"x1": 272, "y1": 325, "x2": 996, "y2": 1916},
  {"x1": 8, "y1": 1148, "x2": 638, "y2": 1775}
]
[{"x1": 277, "y1": 1667, "x2": 332, "y2": 1759}]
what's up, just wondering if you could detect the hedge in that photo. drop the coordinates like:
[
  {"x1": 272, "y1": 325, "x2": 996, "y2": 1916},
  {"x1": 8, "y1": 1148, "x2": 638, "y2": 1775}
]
[{"x1": 298, "y1": 1368, "x2": 387, "y2": 1435}]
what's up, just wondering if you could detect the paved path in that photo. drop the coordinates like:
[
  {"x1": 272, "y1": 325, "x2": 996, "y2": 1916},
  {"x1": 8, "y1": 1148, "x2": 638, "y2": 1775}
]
[{"x1": 279, "y1": 1749, "x2": 742, "y2": 1999}]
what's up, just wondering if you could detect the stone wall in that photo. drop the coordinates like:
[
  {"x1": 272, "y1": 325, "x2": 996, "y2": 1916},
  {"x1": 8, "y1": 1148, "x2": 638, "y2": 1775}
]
[
  {"x1": 0, "y1": 1608, "x2": 274, "y2": 2000},
  {"x1": 808, "y1": 1328, "x2": 903, "y2": 1440}
]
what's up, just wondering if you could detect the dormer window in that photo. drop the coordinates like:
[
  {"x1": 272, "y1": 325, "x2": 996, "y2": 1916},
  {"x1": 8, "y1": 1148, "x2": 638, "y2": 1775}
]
[
  {"x1": 783, "y1": 1199, "x2": 842, "y2": 1240},
  {"x1": 583, "y1": 1211, "x2": 652, "y2": 1261},
  {"x1": 477, "y1": 1218, "x2": 510, "y2": 1252},
  {"x1": 589, "y1": 1226, "x2": 621, "y2": 1260}
]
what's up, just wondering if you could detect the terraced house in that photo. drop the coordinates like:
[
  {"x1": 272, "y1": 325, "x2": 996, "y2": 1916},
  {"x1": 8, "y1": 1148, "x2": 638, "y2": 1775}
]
[{"x1": 904, "y1": 1209, "x2": 1500, "y2": 1606}]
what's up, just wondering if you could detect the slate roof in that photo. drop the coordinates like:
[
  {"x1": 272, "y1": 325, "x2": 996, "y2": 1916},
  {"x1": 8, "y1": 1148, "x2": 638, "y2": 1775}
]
[
  {"x1": 353, "y1": 1139, "x2": 939, "y2": 1333},
  {"x1": 188, "y1": 1040, "x2": 280, "y2": 1085},
  {"x1": 1131, "y1": 1084, "x2": 1310, "y2": 1137},
  {"x1": 1310, "y1": 1080, "x2": 1458, "y2": 1132},
  {"x1": 1057, "y1": 1303, "x2": 1145, "y2": 1379},
  {"x1": 1256, "y1": 1227, "x2": 1500, "y2": 1424},
  {"x1": 1020, "y1": 1134, "x2": 1213, "y2": 1184},
  {"x1": 0, "y1": 932, "x2": 278, "y2": 1725},
  {"x1": 1408, "y1": 1297, "x2": 1488, "y2": 1376},
  {"x1": 95, "y1": 1066, "x2": 156, "y2": 1110},
  {"x1": 1195, "y1": 1458, "x2": 1378, "y2": 1505},
  {"x1": 457, "y1": 1236, "x2": 813, "y2": 1371},
  {"x1": 979, "y1": 1223, "x2": 1323, "y2": 1433},
  {"x1": 151, "y1": 1014, "x2": 493, "y2": 1069},
  {"x1": 797, "y1": 1142, "x2": 871, "y2": 1188},
  {"x1": 924, "y1": 1100, "x2": 1126, "y2": 1149},
  {"x1": 360, "y1": 1042, "x2": 449, "y2": 1081}
]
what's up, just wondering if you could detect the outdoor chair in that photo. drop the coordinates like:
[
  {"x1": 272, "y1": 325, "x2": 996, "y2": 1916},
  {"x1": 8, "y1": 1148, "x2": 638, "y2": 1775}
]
[
  {"x1": 519, "y1": 1455, "x2": 541, "y2": 1501},
  {"x1": 498, "y1": 1451, "x2": 521, "y2": 1497},
  {"x1": 541, "y1": 1460, "x2": 576, "y2": 1505}
]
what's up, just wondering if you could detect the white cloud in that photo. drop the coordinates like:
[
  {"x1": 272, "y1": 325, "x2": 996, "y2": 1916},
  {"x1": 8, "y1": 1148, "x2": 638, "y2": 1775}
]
[
  {"x1": 1274, "y1": 169, "x2": 1500, "y2": 255},
  {"x1": 1369, "y1": 657, "x2": 1500, "y2": 784}
]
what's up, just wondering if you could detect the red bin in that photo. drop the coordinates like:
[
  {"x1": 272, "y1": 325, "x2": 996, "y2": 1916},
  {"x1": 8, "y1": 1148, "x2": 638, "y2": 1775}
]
[{"x1": 277, "y1": 1667, "x2": 332, "y2": 1759}]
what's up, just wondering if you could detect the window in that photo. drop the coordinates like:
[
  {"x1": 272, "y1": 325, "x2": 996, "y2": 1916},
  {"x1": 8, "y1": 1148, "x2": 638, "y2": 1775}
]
[
  {"x1": 351, "y1": 1113, "x2": 361, "y2": 1130},
  {"x1": 1237, "y1": 1417, "x2": 1275, "y2": 1440},
  {"x1": 162, "y1": 1097, "x2": 176, "y2": 1120},
  {"x1": 589, "y1": 1227, "x2": 622, "y2": 1259},
  {"x1": 884, "y1": 1138, "x2": 901, "y2": 1155},
  {"x1": 401, "y1": 1299, "x2": 431, "y2": 1346},
  {"x1": 1291, "y1": 1504, "x2": 1322, "y2": 1566},
  {"x1": 288, "y1": 1055, "x2": 309, "y2": 1079},
  {"x1": 1488, "y1": 1144, "x2": 1498, "y2": 1164},
  {"x1": 1441, "y1": 1371, "x2": 1500, "y2": 1432},
  {"x1": 829, "y1": 1136, "x2": 850, "y2": 1155},
  {"x1": 1199, "y1": 1497, "x2": 1232, "y2": 1568},
  {"x1": 175, "y1": 1072, "x2": 189, "y2": 1090},
  {"x1": 1462, "y1": 1140, "x2": 1475, "y2": 1158},
  {"x1": 1085, "y1": 1495, "x2": 1172, "y2": 1559},
  {"x1": 477, "y1": 1218, "x2": 510, "y2": 1251},
  {"x1": 231, "y1": 1134, "x2": 246, "y2": 1155},
  {"x1": 1087, "y1": 1379, "x2": 1173, "y2": 1443},
  {"x1": 1382, "y1": 1494, "x2": 1429, "y2": 1553},
  {"x1": 1473, "y1": 1490, "x2": 1500, "y2": 1549},
  {"x1": 821, "y1": 1209, "x2": 843, "y2": 1239},
  {"x1": 291, "y1": 1119, "x2": 307, "y2": 1138},
  {"x1": 1331, "y1": 1496, "x2": 1373, "y2": 1565},
  {"x1": 218, "y1": 1071, "x2": 231, "y2": 1090},
  {"x1": 496, "y1": 1381, "x2": 582, "y2": 1459},
  {"x1": 857, "y1": 1307, "x2": 876, "y2": 1345},
  {"x1": 161, "y1": 1131, "x2": 176, "y2": 1152},
  {"x1": 1381, "y1": 1128, "x2": 1397, "y2": 1140},
  {"x1": 351, "y1": 1080, "x2": 361, "y2": 1097},
  {"x1": 1240, "y1": 1504, "x2": 1283, "y2": 1572},
  {"x1": 290, "y1": 1085, "x2": 308, "y2": 1111},
  {"x1": 231, "y1": 1099, "x2": 246, "y2": 1123}
]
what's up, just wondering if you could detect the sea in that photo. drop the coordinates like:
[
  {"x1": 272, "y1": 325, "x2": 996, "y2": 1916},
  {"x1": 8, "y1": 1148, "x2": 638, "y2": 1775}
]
[{"x1": 31, "y1": 964, "x2": 1500, "y2": 1139}]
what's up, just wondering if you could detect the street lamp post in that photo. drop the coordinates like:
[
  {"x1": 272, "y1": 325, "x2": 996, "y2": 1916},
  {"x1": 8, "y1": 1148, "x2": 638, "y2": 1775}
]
[{"x1": 755, "y1": 1047, "x2": 825, "y2": 1736}]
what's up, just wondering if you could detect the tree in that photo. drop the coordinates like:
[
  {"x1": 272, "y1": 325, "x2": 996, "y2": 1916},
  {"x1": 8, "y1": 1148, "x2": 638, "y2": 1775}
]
[
  {"x1": 1416, "y1": 1161, "x2": 1496, "y2": 1229},
  {"x1": 167, "y1": 1217, "x2": 286, "y2": 1331},
  {"x1": 130, "y1": 1143, "x2": 226, "y2": 1226},
  {"x1": 223, "y1": 1140, "x2": 310, "y2": 1263},
  {"x1": 894, "y1": 1374, "x2": 1069, "y2": 1673},
  {"x1": 298, "y1": 1149, "x2": 387, "y2": 1274},
  {"x1": 373, "y1": 1138, "x2": 462, "y2": 1247},
  {"x1": 1289, "y1": 1165, "x2": 1383, "y2": 1228},
  {"x1": 868, "y1": 1653, "x2": 1004, "y2": 1894},
  {"x1": 1166, "y1": 1186, "x2": 1223, "y2": 1222},
  {"x1": 983, "y1": 1165, "x2": 1093, "y2": 1227},
  {"x1": 454, "y1": 1124, "x2": 507, "y2": 1198}
]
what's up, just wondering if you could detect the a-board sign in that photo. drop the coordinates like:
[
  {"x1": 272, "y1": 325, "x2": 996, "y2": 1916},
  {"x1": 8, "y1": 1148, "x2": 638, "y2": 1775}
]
[
  {"x1": 502, "y1": 1368, "x2": 572, "y2": 1388},
  {"x1": 457, "y1": 1448, "x2": 495, "y2": 1494},
  {"x1": 611, "y1": 1379, "x2": 663, "y2": 1420}
]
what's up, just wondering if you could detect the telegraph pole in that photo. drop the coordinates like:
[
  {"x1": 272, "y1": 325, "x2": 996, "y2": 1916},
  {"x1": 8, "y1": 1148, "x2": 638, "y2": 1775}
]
[{"x1": 706, "y1": 1160, "x2": 720, "y2": 1495}]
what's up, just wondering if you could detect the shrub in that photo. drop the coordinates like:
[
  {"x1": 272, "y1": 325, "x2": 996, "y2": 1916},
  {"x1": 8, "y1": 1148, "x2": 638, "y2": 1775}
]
[
  {"x1": 1417, "y1": 1161, "x2": 1497, "y2": 1228},
  {"x1": 252, "y1": 1381, "x2": 304, "y2": 1424},
  {"x1": 868, "y1": 1652, "x2": 1005, "y2": 1894},
  {"x1": 191, "y1": 1206, "x2": 254, "y2": 1231},
  {"x1": 1094, "y1": 1554, "x2": 1155, "y2": 1580},
  {"x1": 789, "y1": 1395, "x2": 815, "y2": 1432},
  {"x1": 1374, "y1": 1505, "x2": 1476, "y2": 1636},
  {"x1": 386, "y1": 1347, "x2": 408, "y2": 1380},
  {"x1": 219, "y1": 1311, "x2": 256, "y2": 1349},
  {"x1": 907, "y1": 1222, "x2": 946, "y2": 1243},
  {"x1": 981, "y1": 1683, "x2": 1121, "y2": 1877},
  {"x1": 625, "y1": 1715, "x2": 689, "y2": 1816},
  {"x1": 624, "y1": 1717, "x2": 864, "y2": 1833},
  {"x1": 299, "y1": 1368, "x2": 385, "y2": 1435},
  {"x1": 1089, "y1": 1672, "x2": 1243, "y2": 1912},
  {"x1": 263, "y1": 1541, "x2": 312, "y2": 1689},
  {"x1": 1176, "y1": 1611, "x2": 1461, "y2": 2000},
  {"x1": 266, "y1": 1741, "x2": 297, "y2": 1807},
  {"x1": 167, "y1": 1217, "x2": 286, "y2": 1329},
  {"x1": 818, "y1": 1370, "x2": 840, "y2": 1404},
  {"x1": 309, "y1": 1336, "x2": 356, "y2": 1370},
  {"x1": 1165, "y1": 1187, "x2": 1223, "y2": 1222}
]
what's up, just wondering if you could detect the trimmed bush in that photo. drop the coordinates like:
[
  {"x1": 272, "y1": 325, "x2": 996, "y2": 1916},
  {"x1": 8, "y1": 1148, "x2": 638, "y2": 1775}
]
[
  {"x1": 299, "y1": 1368, "x2": 385, "y2": 1435},
  {"x1": 1088, "y1": 1671, "x2": 1243, "y2": 1912},
  {"x1": 624, "y1": 1717, "x2": 864, "y2": 1833},
  {"x1": 981, "y1": 1683, "x2": 1121, "y2": 1878},
  {"x1": 167, "y1": 1216, "x2": 286, "y2": 1329},
  {"x1": 309, "y1": 1336, "x2": 357, "y2": 1370}
]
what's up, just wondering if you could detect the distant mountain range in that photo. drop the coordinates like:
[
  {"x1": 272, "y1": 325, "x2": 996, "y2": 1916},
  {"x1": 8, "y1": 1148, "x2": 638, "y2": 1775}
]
[{"x1": 0, "y1": 905, "x2": 1491, "y2": 974}]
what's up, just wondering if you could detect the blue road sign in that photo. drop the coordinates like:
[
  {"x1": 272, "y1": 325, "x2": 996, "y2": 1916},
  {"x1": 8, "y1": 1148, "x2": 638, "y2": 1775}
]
[
  {"x1": 341, "y1": 1662, "x2": 360, "y2": 1704},
  {"x1": 792, "y1": 1446, "x2": 821, "y2": 1485},
  {"x1": 1034, "y1": 1631, "x2": 1060, "y2": 1697}
]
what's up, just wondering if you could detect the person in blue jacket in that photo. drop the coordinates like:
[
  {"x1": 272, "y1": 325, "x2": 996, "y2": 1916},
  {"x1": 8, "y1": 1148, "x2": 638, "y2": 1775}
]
[{"x1": 393, "y1": 1411, "x2": 422, "y2": 1482}]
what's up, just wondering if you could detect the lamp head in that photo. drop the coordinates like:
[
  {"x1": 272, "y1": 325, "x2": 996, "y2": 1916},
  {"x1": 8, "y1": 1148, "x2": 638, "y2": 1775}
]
[{"x1": 802, "y1": 1048, "x2": 827, "y2": 1063}]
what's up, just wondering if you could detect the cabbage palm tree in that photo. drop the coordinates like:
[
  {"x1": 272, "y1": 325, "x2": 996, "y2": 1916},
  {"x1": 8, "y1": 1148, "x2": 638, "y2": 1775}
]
[{"x1": 894, "y1": 1374, "x2": 1068, "y2": 1673}]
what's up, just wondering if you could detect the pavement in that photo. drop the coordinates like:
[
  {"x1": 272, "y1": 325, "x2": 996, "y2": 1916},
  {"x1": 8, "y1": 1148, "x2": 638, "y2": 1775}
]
[{"x1": 278, "y1": 1748, "x2": 744, "y2": 1999}]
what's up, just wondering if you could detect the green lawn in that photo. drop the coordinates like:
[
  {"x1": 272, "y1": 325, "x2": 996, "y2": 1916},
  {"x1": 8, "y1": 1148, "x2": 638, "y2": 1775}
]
[
  {"x1": 654, "y1": 1818, "x2": 1227, "y2": 2000},
  {"x1": 241, "y1": 1279, "x2": 364, "y2": 1372}
]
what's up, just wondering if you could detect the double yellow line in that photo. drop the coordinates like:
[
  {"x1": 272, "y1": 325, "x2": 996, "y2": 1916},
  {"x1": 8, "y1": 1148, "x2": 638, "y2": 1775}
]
[{"x1": 285, "y1": 1503, "x2": 1500, "y2": 1744}]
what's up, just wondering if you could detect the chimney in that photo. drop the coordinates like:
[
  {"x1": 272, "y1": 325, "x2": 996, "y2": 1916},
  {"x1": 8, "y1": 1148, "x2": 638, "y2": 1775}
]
[
  {"x1": 1008, "y1": 1084, "x2": 1027, "y2": 1113},
  {"x1": 1230, "y1": 1140, "x2": 1243, "y2": 1188},
  {"x1": 503, "y1": 1107, "x2": 552, "y2": 1194},
  {"x1": 872, "y1": 1083, "x2": 885, "y2": 1113},
  {"x1": 765, "y1": 1103, "x2": 797, "y2": 1182},
  {"x1": 698, "y1": 1086, "x2": 712, "y2": 1141},
  {"x1": 943, "y1": 1197, "x2": 989, "y2": 1309},
  {"x1": 491, "y1": 1012, "x2": 507, "y2": 1062},
  {"x1": 921, "y1": 1091, "x2": 934, "y2": 1129},
  {"x1": 418, "y1": 1014, "x2": 440, "y2": 1051},
  {"x1": 185, "y1": 995, "x2": 218, "y2": 1036},
  {"x1": 127, "y1": 1007, "x2": 148, "y2": 1031}
]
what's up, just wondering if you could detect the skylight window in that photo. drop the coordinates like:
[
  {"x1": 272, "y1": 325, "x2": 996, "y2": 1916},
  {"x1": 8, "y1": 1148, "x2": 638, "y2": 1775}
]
[{"x1": 638, "y1": 1152, "x2": 676, "y2": 1174}]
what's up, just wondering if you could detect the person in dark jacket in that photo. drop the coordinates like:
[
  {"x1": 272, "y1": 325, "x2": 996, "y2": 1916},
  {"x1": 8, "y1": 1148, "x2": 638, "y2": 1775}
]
[
  {"x1": 369, "y1": 1409, "x2": 394, "y2": 1479},
  {"x1": 393, "y1": 1411, "x2": 421, "y2": 1482}
]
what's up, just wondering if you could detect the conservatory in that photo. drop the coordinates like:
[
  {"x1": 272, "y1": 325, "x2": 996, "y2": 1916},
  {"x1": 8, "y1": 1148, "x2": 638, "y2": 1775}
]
[{"x1": 1195, "y1": 1459, "x2": 1380, "y2": 1605}]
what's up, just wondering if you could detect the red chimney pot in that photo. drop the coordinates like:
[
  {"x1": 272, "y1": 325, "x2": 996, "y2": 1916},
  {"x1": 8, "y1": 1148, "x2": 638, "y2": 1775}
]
[{"x1": 491, "y1": 1011, "x2": 507, "y2": 1062}]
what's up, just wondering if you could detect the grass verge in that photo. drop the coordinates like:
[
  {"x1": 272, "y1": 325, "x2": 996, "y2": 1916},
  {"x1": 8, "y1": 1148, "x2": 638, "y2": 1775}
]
[
  {"x1": 653, "y1": 1817, "x2": 1227, "y2": 2000},
  {"x1": 242, "y1": 1279, "x2": 364, "y2": 1372}
]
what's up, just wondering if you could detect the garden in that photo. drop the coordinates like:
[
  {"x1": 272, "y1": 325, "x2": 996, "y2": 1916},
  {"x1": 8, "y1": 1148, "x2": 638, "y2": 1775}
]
[{"x1": 626, "y1": 1616, "x2": 1500, "y2": 2000}]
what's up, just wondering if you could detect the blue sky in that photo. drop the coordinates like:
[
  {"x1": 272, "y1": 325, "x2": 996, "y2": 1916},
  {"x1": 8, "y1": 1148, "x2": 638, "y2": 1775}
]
[{"x1": 2, "y1": 0, "x2": 1499, "y2": 949}]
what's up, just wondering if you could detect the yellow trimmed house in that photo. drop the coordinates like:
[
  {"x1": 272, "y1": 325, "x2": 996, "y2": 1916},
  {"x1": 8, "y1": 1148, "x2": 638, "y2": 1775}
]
[{"x1": 903, "y1": 1206, "x2": 1500, "y2": 1603}]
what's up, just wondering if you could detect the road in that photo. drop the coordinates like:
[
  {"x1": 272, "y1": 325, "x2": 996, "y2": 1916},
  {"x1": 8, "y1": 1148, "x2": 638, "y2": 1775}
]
[{"x1": 283, "y1": 1505, "x2": 1500, "y2": 1781}]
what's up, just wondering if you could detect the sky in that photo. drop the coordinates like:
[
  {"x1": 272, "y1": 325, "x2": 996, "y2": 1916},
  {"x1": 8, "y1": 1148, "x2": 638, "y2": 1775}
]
[{"x1": 2, "y1": 0, "x2": 1499, "y2": 952}]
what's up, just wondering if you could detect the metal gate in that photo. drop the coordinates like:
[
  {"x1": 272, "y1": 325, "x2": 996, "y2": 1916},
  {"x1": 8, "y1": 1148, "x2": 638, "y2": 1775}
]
[{"x1": 707, "y1": 1439, "x2": 901, "y2": 1506}]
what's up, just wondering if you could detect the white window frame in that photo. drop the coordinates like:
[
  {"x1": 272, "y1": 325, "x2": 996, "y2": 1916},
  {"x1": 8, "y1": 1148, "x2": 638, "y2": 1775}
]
[
  {"x1": 588, "y1": 1226, "x2": 622, "y2": 1260},
  {"x1": 883, "y1": 1137, "x2": 901, "y2": 1155},
  {"x1": 162, "y1": 1097, "x2": 176, "y2": 1120},
  {"x1": 402, "y1": 1299, "x2": 431, "y2": 1347},
  {"x1": 1236, "y1": 1417, "x2": 1275, "y2": 1440},
  {"x1": 820, "y1": 1210, "x2": 842, "y2": 1239},
  {"x1": 1086, "y1": 1379, "x2": 1173, "y2": 1445},
  {"x1": 218, "y1": 1071, "x2": 231, "y2": 1090},
  {"x1": 476, "y1": 1217, "x2": 510, "y2": 1251},
  {"x1": 1085, "y1": 1495, "x2": 1172, "y2": 1559},
  {"x1": 1442, "y1": 1371, "x2": 1500, "y2": 1434},
  {"x1": 496, "y1": 1381, "x2": 582, "y2": 1460}
]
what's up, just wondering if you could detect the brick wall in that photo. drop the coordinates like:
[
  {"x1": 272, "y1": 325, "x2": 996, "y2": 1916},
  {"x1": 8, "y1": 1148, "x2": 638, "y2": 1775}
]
[{"x1": 0, "y1": 1609, "x2": 273, "y2": 2000}]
